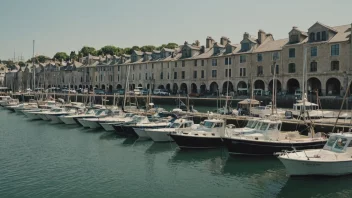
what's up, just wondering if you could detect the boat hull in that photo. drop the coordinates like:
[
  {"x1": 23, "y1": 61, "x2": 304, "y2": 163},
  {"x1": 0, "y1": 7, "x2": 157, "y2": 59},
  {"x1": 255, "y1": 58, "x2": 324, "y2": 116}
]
[
  {"x1": 112, "y1": 125, "x2": 137, "y2": 137},
  {"x1": 133, "y1": 128, "x2": 151, "y2": 140},
  {"x1": 222, "y1": 138, "x2": 326, "y2": 156},
  {"x1": 59, "y1": 117, "x2": 77, "y2": 125},
  {"x1": 38, "y1": 114, "x2": 50, "y2": 121},
  {"x1": 278, "y1": 157, "x2": 352, "y2": 176},
  {"x1": 24, "y1": 112, "x2": 42, "y2": 120},
  {"x1": 169, "y1": 134, "x2": 223, "y2": 149},
  {"x1": 78, "y1": 119, "x2": 91, "y2": 128},
  {"x1": 47, "y1": 115, "x2": 65, "y2": 124},
  {"x1": 145, "y1": 130, "x2": 174, "y2": 142},
  {"x1": 100, "y1": 123, "x2": 117, "y2": 131}
]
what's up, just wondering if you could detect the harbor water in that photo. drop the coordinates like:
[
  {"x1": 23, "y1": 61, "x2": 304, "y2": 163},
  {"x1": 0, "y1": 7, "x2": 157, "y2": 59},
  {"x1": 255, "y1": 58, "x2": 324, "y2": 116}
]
[{"x1": 1, "y1": 110, "x2": 352, "y2": 198}]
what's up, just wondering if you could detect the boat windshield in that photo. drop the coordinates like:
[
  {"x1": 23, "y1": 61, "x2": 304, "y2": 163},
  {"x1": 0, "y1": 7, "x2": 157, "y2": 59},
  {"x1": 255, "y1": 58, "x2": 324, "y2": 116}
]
[
  {"x1": 203, "y1": 121, "x2": 214, "y2": 128},
  {"x1": 333, "y1": 138, "x2": 348, "y2": 151},
  {"x1": 245, "y1": 121, "x2": 254, "y2": 128},
  {"x1": 260, "y1": 122, "x2": 269, "y2": 131},
  {"x1": 326, "y1": 136, "x2": 338, "y2": 147},
  {"x1": 268, "y1": 123, "x2": 278, "y2": 130},
  {"x1": 170, "y1": 123, "x2": 181, "y2": 128},
  {"x1": 86, "y1": 109, "x2": 95, "y2": 114},
  {"x1": 95, "y1": 109, "x2": 106, "y2": 115},
  {"x1": 255, "y1": 122, "x2": 262, "y2": 130},
  {"x1": 133, "y1": 116, "x2": 144, "y2": 123},
  {"x1": 51, "y1": 109, "x2": 62, "y2": 112}
]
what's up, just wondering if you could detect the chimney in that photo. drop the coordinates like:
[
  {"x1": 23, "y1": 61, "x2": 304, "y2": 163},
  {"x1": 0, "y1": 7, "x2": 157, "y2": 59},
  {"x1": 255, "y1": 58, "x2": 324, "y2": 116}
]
[
  {"x1": 243, "y1": 32, "x2": 249, "y2": 40},
  {"x1": 206, "y1": 36, "x2": 215, "y2": 48},
  {"x1": 220, "y1": 36, "x2": 229, "y2": 46},
  {"x1": 258, "y1": 29, "x2": 266, "y2": 44},
  {"x1": 200, "y1": 46, "x2": 205, "y2": 54}
]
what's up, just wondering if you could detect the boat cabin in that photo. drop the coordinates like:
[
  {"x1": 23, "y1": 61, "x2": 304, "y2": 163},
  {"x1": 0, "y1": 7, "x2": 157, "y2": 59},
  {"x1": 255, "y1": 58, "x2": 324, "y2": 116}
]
[
  {"x1": 323, "y1": 133, "x2": 352, "y2": 153},
  {"x1": 170, "y1": 119, "x2": 194, "y2": 128},
  {"x1": 293, "y1": 99, "x2": 319, "y2": 111}
]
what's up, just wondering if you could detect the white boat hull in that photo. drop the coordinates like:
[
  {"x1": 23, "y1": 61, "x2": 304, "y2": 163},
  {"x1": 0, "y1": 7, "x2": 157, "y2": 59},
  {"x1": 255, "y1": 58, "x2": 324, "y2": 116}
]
[
  {"x1": 145, "y1": 130, "x2": 174, "y2": 142},
  {"x1": 279, "y1": 156, "x2": 352, "y2": 176},
  {"x1": 134, "y1": 128, "x2": 151, "y2": 140},
  {"x1": 24, "y1": 112, "x2": 42, "y2": 120},
  {"x1": 78, "y1": 119, "x2": 91, "y2": 128},
  {"x1": 38, "y1": 114, "x2": 50, "y2": 121},
  {"x1": 100, "y1": 123, "x2": 116, "y2": 131},
  {"x1": 47, "y1": 115, "x2": 63, "y2": 124}
]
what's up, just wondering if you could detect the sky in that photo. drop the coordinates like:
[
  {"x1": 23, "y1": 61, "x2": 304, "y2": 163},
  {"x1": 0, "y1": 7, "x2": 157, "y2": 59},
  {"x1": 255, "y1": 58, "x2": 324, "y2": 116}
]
[{"x1": 0, "y1": 0, "x2": 351, "y2": 61}]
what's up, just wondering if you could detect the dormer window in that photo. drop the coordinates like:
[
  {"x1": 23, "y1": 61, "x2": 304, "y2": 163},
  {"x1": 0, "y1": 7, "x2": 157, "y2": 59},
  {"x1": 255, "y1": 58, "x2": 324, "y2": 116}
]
[
  {"x1": 226, "y1": 46, "x2": 233, "y2": 53},
  {"x1": 309, "y1": 33, "x2": 315, "y2": 42},
  {"x1": 241, "y1": 43, "x2": 250, "y2": 51},
  {"x1": 322, "y1": 31, "x2": 327, "y2": 41},
  {"x1": 316, "y1": 32, "x2": 321, "y2": 41},
  {"x1": 289, "y1": 35, "x2": 299, "y2": 44}
]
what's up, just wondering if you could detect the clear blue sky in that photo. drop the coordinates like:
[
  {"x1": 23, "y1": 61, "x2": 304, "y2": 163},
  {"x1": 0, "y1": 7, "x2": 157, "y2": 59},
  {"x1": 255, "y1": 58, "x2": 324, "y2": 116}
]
[{"x1": 0, "y1": 0, "x2": 351, "y2": 61}]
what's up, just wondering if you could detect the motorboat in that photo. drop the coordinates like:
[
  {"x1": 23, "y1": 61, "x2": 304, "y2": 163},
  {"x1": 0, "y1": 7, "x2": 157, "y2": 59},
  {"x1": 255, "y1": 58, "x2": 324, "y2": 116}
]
[
  {"x1": 78, "y1": 109, "x2": 117, "y2": 128},
  {"x1": 22, "y1": 109, "x2": 43, "y2": 120},
  {"x1": 3, "y1": 99, "x2": 20, "y2": 110},
  {"x1": 278, "y1": 133, "x2": 352, "y2": 176},
  {"x1": 222, "y1": 117, "x2": 327, "y2": 155},
  {"x1": 112, "y1": 115, "x2": 150, "y2": 137},
  {"x1": 145, "y1": 118, "x2": 198, "y2": 142},
  {"x1": 0, "y1": 96, "x2": 12, "y2": 107},
  {"x1": 59, "y1": 108, "x2": 103, "y2": 125},
  {"x1": 251, "y1": 105, "x2": 285, "y2": 118},
  {"x1": 169, "y1": 118, "x2": 226, "y2": 149},
  {"x1": 100, "y1": 113, "x2": 135, "y2": 131},
  {"x1": 133, "y1": 120, "x2": 171, "y2": 140},
  {"x1": 45, "y1": 107, "x2": 79, "y2": 124},
  {"x1": 290, "y1": 98, "x2": 334, "y2": 119},
  {"x1": 12, "y1": 100, "x2": 38, "y2": 114}
]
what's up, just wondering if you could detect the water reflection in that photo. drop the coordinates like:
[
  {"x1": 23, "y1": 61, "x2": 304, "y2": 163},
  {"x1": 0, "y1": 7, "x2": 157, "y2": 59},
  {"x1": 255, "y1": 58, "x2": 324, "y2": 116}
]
[
  {"x1": 169, "y1": 149, "x2": 226, "y2": 163},
  {"x1": 278, "y1": 176, "x2": 352, "y2": 198},
  {"x1": 145, "y1": 143, "x2": 176, "y2": 154},
  {"x1": 99, "y1": 132, "x2": 117, "y2": 140}
]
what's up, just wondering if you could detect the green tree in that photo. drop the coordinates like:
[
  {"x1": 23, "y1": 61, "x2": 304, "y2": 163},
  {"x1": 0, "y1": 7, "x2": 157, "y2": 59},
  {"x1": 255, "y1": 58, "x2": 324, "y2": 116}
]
[
  {"x1": 53, "y1": 52, "x2": 69, "y2": 61},
  {"x1": 36, "y1": 55, "x2": 48, "y2": 63},
  {"x1": 123, "y1": 47, "x2": 132, "y2": 55},
  {"x1": 78, "y1": 46, "x2": 97, "y2": 57},
  {"x1": 18, "y1": 61, "x2": 25, "y2": 67},
  {"x1": 140, "y1": 45, "x2": 156, "y2": 52},
  {"x1": 69, "y1": 51, "x2": 78, "y2": 61},
  {"x1": 165, "y1": 43, "x2": 178, "y2": 49},
  {"x1": 99, "y1": 45, "x2": 119, "y2": 56}
]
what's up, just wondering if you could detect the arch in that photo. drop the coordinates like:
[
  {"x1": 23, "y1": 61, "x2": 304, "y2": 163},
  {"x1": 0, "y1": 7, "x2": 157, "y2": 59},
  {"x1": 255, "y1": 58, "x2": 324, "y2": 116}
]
[
  {"x1": 237, "y1": 81, "x2": 248, "y2": 95},
  {"x1": 222, "y1": 81, "x2": 234, "y2": 94},
  {"x1": 200, "y1": 83, "x2": 206, "y2": 94},
  {"x1": 109, "y1": 85, "x2": 113, "y2": 93},
  {"x1": 307, "y1": 77, "x2": 321, "y2": 94},
  {"x1": 158, "y1": 85, "x2": 165, "y2": 89},
  {"x1": 286, "y1": 78, "x2": 300, "y2": 94},
  {"x1": 116, "y1": 84, "x2": 122, "y2": 89},
  {"x1": 268, "y1": 79, "x2": 282, "y2": 93},
  {"x1": 180, "y1": 83, "x2": 188, "y2": 94},
  {"x1": 79, "y1": 84, "x2": 82, "y2": 88},
  {"x1": 191, "y1": 83, "x2": 198, "y2": 93},
  {"x1": 326, "y1": 78, "x2": 341, "y2": 96},
  {"x1": 254, "y1": 80, "x2": 265, "y2": 90},
  {"x1": 47, "y1": 85, "x2": 51, "y2": 88},
  {"x1": 85, "y1": 85, "x2": 88, "y2": 89},
  {"x1": 209, "y1": 82, "x2": 219, "y2": 94},
  {"x1": 95, "y1": 85, "x2": 98, "y2": 88},
  {"x1": 147, "y1": 84, "x2": 150, "y2": 89},
  {"x1": 74, "y1": 85, "x2": 77, "y2": 90},
  {"x1": 89, "y1": 85, "x2": 93, "y2": 90},
  {"x1": 138, "y1": 84, "x2": 142, "y2": 88},
  {"x1": 166, "y1": 83, "x2": 171, "y2": 91},
  {"x1": 131, "y1": 84, "x2": 135, "y2": 90},
  {"x1": 102, "y1": 84, "x2": 106, "y2": 90},
  {"x1": 172, "y1": 83, "x2": 178, "y2": 94}
]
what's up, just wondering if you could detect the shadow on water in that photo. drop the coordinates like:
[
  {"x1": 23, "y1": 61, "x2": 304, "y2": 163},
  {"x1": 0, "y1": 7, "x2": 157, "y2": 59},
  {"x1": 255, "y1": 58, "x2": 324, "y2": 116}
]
[
  {"x1": 145, "y1": 142, "x2": 176, "y2": 154},
  {"x1": 222, "y1": 156, "x2": 284, "y2": 177},
  {"x1": 99, "y1": 132, "x2": 118, "y2": 140},
  {"x1": 122, "y1": 137, "x2": 138, "y2": 145},
  {"x1": 81, "y1": 128, "x2": 105, "y2": 133},
  {"x1": 50, "y1": 124, "x2": 80, "y2": 130},
  {"x1": 169, "y1": 148, "x2": 226, "y2": 163},
  {"x1": 278, "y1": 175, "x2": 352, "y2": 198}
]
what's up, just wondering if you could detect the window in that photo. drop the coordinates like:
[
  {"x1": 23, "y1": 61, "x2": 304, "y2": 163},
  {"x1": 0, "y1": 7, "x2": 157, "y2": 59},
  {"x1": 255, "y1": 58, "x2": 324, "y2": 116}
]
[
  {"x1": 132, "y1": 74, "x2": 134, "y2": 80},
  {"x1": 310, "y1": 61, "x2": 317, "y2": 72},
  {"x1": 201, "y1": 60, "x2": 204, "y2": 66},
  {"x1": 240, "y1": 68, "x2": 246, "y2": 77},
  {"x1": 240, "y1": 55, "x2": 246, "y2": 63},
  {"x1": 151, "y1": 73, "x2": 154, "y2": 79},
  {"x1": 194, "y1": 60, "x2": 197, "y2": 66},
  {"x1": 322, "y1": 31, "x2": 327, "y2": 41},
  {"x1": 225, "y1": 57, "x2": 232, "y2": 65},
  {"x1": 272, "y1": 52, "x2": 280, "y2": 61},
  {"x1": 241, "y1": 43, "x2": 250, "y2": 51},
  {"x1": 309, "y1": 32, "x2": 315, "y2": 42},
  {"x1": 193, "y1": 71, "x2": 197, "y2": 79},
  {"x1": 167, "y1": 73, "x2": 169, "y2": 79},
  {"x1": 182, "y1": 61, "x2": 185, "y2": 67},
  {"x1": 331, "y1": 44, "x2": 340, "y2": 56},
  {"x1": 212, "y1": 59, "x2": 217, "y2": 66},
  {"x1": 271, "y1": 65, "x2": 279, "y2": 75},
  {"x1": 225, "y1": 69, "x2": 232, "y2": 78},
  {"x1": 145, "y1": 73, "x2": 148, "y2": 80},
  {"x1": 211, "y1": 70, "x2": 217, "y2": 78},
  {"x1": 182, "y1": 71, "x2": 185, "y2": 79},
  {"x1": 288, "y1": 63, "x2": 296, "y2": 73},
  {"x1": 174, "y1": 72, "x2": 177, "y2": 79},
  {"x1": 331, "y1": 61, "x2": 339, "y2": 71},
  {"x1": 257, "y1": 66, "x2": 263, "y2": 76},
  {"x1": 316, "y1": 32, "x2": 321, "y2": 41},
  {"x1": 257, "y1": 54, "x2": 263, "y2": 62},
  {"x1": 152, "y1": 64, "x2": 154, "y2": 69},
  {"x1": 289, "y1": 48, "x2": 295, "y2": 58},
  {"x1": 160, "y1": 72, "x2": 163, "y2": 79},
  {"x1": 311, "y1": 46, "x2": 317, "y2": 57},
  {"x1": 201, "y1": 70, "x2": 204, "y2": 78},
  {"x1": 175, "y1": 62, "x2": 177, "y2": 67},
  {"x1": 289, "y1": 35, "x2": 299, "y2": 44},
  {"x1": 118, "y1": 66, "x2": 120, "y2": 71}
]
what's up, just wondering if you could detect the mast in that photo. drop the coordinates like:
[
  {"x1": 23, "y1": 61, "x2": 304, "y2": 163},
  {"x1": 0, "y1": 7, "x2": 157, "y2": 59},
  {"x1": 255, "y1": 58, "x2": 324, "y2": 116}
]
[
  {"x1": 122, "y1": 65, "x2": 130, "y2": 111},
  {"x1": 271, "y1": 60, "x2": 276, "y2": 115},
  {"x1": 226, "y1": 62, "x2": 230, "y2": 114},
  {"x1": 302, "y1": 47, "x2": 308, "y2": 122},
  {"x1": 32, "y1": 40, "x2": 35, "y2": 90}
]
